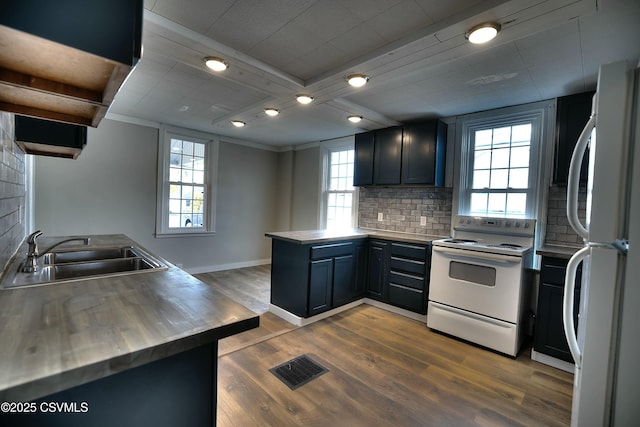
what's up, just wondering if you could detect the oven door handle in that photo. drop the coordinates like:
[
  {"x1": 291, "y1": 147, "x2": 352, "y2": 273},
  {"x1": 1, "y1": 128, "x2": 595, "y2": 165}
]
[{"x1": 432, "y1": 246, "x2": 521, "y2": 263}]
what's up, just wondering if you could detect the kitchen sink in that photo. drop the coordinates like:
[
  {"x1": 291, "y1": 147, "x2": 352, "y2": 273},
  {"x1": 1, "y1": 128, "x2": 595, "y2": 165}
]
[
  {"x1": 39, "y1": 258, "x2": 157, "y2": 281},
  {"x1": 42, "y1": 247, "x2": 139, "y2": 264},
  {"x1": 7, "y1": 245, "x2": 169, "y2": 289}
]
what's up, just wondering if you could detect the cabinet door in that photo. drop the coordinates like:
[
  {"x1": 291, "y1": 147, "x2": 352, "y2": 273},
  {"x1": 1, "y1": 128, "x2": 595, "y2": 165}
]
[
  {"x1": 554, "y1": 91, "x2": 594, "y2": 185},
  {"x1": 354, "y1": 132, "x2": 374, "y2": 186},
  {"x1": 401, "y1": 120, "x2": 446, "y2": 186},
  {"x1": 353, "y1": 242, "x2": 368, "y2": 297},
  {"x1": 535, "y1": 282, "x2": 580, "y2": 363},
  {"x1": 367, "y1": 241, "x2": 388, "y2": 299},
  {"x1": 373, "y1": 127, "x2": 403, "y2": 185},
  {"x1": 332, "y1": 254, "x2": 356, "y2": 307},
  {"x1": 309, "y1": 259, "x2": 333, "y2": 316}
]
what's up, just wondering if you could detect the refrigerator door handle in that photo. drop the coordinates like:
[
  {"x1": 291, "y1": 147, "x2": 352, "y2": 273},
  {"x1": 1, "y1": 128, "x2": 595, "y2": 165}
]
[
  {"x1": 563, "y1": 246, "x2": 590, "y2": 369},
  {"x1": 566, "y1": 110, "x2": 596, "y2": 240}
]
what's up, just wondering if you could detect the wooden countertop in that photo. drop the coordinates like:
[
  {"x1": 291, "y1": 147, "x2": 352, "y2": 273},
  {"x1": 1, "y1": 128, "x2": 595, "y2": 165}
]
[
  {"x1": 265, "y1": 228, "x2": 446, "y2": 245},
  {"x1": 0, "y1": 234, "x2": 259, "y2": 402}
]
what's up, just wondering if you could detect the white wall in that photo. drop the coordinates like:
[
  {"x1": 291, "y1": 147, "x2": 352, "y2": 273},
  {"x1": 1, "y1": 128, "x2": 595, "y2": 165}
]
[{"x1": 33, "y1": 119, "x2": 281, "y2": 272}]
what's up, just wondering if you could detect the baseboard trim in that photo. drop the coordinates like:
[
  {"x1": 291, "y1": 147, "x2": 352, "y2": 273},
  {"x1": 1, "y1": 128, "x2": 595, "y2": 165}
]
[
  {"x1": 363, "y1": 298, "x2": 428, "y2": 323},
  {"x1": 270, "y1": 299, "x2": 428, "y2": 326},
  {"x1": 530, "y1": 349, "x2": 575, "y2": 373},
  {"x1": 269, "y1": 301, "x2": 363, "y2": 326},
  {"x1": 185, "y1": 259, "x2": 271, "y2": 275}
]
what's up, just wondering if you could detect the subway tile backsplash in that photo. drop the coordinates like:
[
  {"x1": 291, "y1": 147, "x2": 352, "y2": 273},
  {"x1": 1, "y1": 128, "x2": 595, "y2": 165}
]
[
  {"x1": 358, "y1": 187, "x2": 452, "y2": 236},
  {"x1": 544, "y1": 184, "x2": 587, "y2": 247},
  {"x1": 0, "y1": 112, "x2": 26, "y2": 274}
]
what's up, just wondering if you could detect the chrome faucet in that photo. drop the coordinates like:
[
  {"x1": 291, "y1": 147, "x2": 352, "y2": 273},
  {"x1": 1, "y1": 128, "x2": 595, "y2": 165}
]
[{"x1": 22, "y1": 230, "x2": 91, "y2": 273}]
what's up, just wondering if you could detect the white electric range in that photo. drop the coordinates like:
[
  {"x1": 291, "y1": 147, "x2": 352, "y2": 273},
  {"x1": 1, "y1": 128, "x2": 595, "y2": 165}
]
[{"x1": 427, "y1": 215, "x2": 536, "y2": 357}]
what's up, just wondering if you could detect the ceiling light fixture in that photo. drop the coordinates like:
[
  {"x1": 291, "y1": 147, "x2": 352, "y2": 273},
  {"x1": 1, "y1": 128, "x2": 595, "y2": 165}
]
[
  {"x1": 231, "y1": 120, "x2": 245, "y2": 127},
  {"x1": 347, "y1": 74, "x2": 369, "y2": 87},
  {"x1": 264, "y1": 107, "x2": 279, "y2": 116},
  {"x1": 204, "y1": 56, "x2": 228, "y2": 71},
  {"x1": 296, "y1": 94, "x2": 314, "y2": 104},
  {"x1": 465, "y1": 22, "x2": 501, "y2": 44},
  {"x1": 347, "y1": 115, "x2": 363, "y2": 123}
]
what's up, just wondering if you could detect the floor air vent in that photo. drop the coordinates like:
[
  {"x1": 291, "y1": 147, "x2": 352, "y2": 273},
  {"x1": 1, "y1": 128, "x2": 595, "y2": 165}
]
[{"x1": 269, "y1": 354, "x2": 329, "y2": 390}]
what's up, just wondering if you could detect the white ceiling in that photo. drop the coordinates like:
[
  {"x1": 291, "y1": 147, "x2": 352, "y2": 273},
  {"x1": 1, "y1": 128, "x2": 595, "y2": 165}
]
[{"x1": 107, "y1": 0, "x2": 640, "y2": 147}]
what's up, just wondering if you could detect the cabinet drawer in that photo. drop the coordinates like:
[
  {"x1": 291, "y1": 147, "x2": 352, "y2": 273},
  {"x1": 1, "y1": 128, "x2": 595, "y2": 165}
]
[
  {"x1": 390, "y1": 242, "x2": 427, "y2": 260},
  {"x1": 540, "y1": 257, "x2": 582, "y2": 287},
  {"x1": 390, "y1": 256, "x2": 425, "y2": 275},
  {"x1": 388, "y1": 283, "x2": 425, "y2": 313},
  {"x1": 310, "y1": 242, "x2": 353, "y2": 259},
  {"x1": 389, "y1": 271, "x2": 424, "y2": 290},
  {"x1": 540, "y1": 263, "x2": 567, "y2": 286}
]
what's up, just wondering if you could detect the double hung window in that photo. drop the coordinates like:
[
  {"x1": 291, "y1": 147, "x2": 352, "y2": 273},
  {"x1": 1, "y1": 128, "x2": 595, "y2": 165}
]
[
  {"x1": 321, "y1": 140, "x2": 357, "y2": 229},
  {"x1": 156, "y1": 126, "x2": 218, "y2": 236},
  {"x1": 457, "y1": 103, "x2": 549, "y2": 219}
]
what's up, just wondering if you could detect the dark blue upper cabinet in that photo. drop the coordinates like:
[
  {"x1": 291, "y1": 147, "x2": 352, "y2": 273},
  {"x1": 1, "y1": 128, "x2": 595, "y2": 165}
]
[
  {"x1": 0, "y1": 0, "x2": 143, "y2": 127},
  {"x1": 15, "y1": 115, "x2": 87, "y2": 159},
  {"x1": 354, "y1": 132, "x2": 375, "y2": 186},
  {"x1": 373, "y1": 126, "x2": 403, "y2": 185},
  {"x1": 401, "y1": 120, "x2": 447, "y2": 186},
  {"x1": 354, "y1": 119, "x2": 447, "y2": 187}
]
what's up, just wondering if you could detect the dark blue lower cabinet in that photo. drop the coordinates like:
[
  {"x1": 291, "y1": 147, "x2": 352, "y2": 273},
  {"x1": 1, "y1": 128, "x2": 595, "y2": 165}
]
[
  {"x1": 270, "y1": 238, "x2": 431, "y2": 318},
  {"x1": 366, "y1": 240, "x2": 388, "y2": 300},
  {"x1": 0, "y1": 343, "x2": 217, "y2": 427},
  {"x1": 309, "y1": 258, "x2": 334, "y2": 316},
  {"x1": 271, "y1": 239, "x2": 361, "y2": 318}
]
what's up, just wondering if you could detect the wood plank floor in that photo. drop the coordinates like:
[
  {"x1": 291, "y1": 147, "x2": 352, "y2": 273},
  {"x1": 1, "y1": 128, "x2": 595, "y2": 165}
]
[{"x1": 196, "y1": 266, "x2": 574, "y2": 427}]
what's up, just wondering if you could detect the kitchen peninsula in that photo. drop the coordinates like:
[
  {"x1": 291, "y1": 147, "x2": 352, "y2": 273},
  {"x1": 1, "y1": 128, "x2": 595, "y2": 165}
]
[
  {"x1": 266, "y1": 228, "x2": 445, "y2": 325},
  {"x1": 0, "y1": 234, "x2": 259, "y2": 426}
]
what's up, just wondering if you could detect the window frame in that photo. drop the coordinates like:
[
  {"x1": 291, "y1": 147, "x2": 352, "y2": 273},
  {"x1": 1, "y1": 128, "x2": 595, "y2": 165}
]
[
  {"x1": 453, "y1": 99, "x2": 556, "y2": 257},
  {"x1": 460, "y1": 115, "x2": 541, "y2": 218},
  {"x1": 319, "y1": 137, "x2": 358, "y2": 230},
  {"x1": 155, "y1": 125, "x2": 219, "y2": 238}
]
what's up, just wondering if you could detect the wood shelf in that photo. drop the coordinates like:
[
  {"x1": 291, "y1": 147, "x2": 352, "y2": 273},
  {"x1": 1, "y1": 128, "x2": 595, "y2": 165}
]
[{"x1": 0, "y1": 25, "x2": 134, "y2": 127}]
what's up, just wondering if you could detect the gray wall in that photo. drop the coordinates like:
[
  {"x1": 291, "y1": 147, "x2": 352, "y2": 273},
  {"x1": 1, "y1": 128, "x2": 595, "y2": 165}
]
[
  {"x1": 33, "y1": 119, "x2": 281, "y2": 272},
  {"x1": 290, "y1": 146, "x2": 321, "y2": 230}
]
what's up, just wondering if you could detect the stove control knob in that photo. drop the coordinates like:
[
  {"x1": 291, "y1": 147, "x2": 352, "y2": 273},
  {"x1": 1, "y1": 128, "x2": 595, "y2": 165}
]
[
  {"x1": 505, "y1": 221, "x2": 512, "y2": 227},
  {"x1": 515, "y1": 222, "x2": 521, "y2": 228},
  {"x1": 524, "y1": 223, "x2": 530, "y2": 228}
]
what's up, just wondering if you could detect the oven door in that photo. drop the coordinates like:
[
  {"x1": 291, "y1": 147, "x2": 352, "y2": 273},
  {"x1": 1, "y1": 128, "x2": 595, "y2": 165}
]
[{"x1": 429, "y1": 245, "x2": 524, "y2": 323}]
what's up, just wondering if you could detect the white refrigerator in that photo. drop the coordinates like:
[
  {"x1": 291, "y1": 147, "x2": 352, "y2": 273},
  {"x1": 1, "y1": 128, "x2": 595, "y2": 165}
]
[{"x1": 564, "y1": 59, "x2": 640, "y2": 426}]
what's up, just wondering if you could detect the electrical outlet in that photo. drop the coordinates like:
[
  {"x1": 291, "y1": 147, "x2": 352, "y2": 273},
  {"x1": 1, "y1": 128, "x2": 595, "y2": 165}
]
[
  {"x1": 420, "y1": 216, "x2": 427, "y2": 226},
  {"x1": 378, "y1": 212, "x2": 384, "y2": 221}
]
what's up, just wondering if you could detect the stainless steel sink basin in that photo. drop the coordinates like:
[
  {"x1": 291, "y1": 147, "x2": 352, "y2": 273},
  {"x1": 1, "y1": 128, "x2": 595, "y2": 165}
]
[
  {"x1": 40, "y1": 258, "x2": 157, "y2": 281},
  {"x1": 42, "y1": 247, "x2": 139, "y2": 264},
  {"x1": 8, "y1": 245, "x2": 169, "y2": 289}
]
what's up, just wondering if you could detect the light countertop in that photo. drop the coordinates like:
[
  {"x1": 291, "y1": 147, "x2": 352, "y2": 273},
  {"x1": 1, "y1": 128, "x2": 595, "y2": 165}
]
[
  {"x1": 0, "y1": 234, "x2": 259, "y2": 401},
  {"x1": 265, "y1": 228, "x2": 447, "y2": 245}
]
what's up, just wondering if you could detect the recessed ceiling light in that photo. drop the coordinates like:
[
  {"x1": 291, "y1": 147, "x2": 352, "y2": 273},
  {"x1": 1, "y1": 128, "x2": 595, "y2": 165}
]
[
  {"x1": 347, "y1": 74, "x2": 369, "y2": 87},
  {"x1": 347, "y1": 115, "x2": 363, "y2": 123},
  {"x1": 296, "y1": 94, "x2": 314, "y2": 105},
  {"x1": 264, "y1": 107, "x2": 279, "y2": 116},
  {"x1": 204, "y1": 56, "x2": 228, "y2": 71},
  {"x1": 465, "y1": 22, "x2": 501, "y2": 44},
  {"x1": 231, "y1": 120, "x2": 245, "y2": 127}
]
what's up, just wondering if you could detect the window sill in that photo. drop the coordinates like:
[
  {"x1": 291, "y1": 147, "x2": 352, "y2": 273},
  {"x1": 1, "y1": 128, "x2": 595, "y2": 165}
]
[{"x1": 155, "y1": 231, "x2": 216, "y2": 238}]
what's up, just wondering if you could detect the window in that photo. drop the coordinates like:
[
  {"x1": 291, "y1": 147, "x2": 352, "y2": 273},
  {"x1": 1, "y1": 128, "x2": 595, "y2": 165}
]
[
  {"x1": 156, "y1": 126, "x2": 218, "y2": 237},
  {"x1": 457, "y1": 102, "x2": 552, "y2": 220},
  {"x1": 468, "y1": 122, "x2": 532, "y2": 217},
  {"x1": 321, "y1": 139, "x2": 358, "y2": 229}
]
